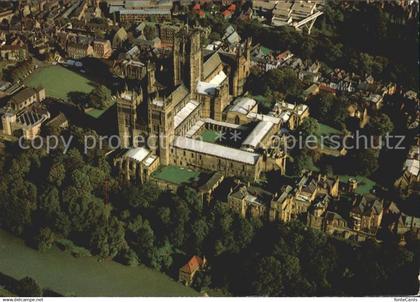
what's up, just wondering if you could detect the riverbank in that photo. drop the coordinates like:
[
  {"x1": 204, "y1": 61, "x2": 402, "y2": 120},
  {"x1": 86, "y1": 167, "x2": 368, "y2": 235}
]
[{"x1": 0, "y1": 230, "x2": 198, "y2": 297}]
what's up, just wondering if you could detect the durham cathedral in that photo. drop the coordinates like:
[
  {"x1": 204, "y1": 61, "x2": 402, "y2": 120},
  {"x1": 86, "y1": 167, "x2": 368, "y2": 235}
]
[{"x1": 115, "y1": 26, "x2": 286, "y2": 183}]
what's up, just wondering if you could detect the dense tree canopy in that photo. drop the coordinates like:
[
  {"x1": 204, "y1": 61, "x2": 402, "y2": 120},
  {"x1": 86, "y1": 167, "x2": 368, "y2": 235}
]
[{"x1": 236, "y1": 2, "x2": 419, "y2": 90}]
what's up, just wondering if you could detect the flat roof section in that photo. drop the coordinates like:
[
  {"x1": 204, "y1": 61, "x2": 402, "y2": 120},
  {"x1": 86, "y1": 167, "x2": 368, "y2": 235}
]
[
  {"x1": 173, "y1": 136, "x2": 260, "y2": 165},
  {"x1": 174, "y1": 100, "x2": 200, "y2": 129},
  {"x1": 242, "y1": 120, "x2": 274, "y2": 150},
  {"x1": 124, "y1": 147, "x2": 151, "y2": 162}
]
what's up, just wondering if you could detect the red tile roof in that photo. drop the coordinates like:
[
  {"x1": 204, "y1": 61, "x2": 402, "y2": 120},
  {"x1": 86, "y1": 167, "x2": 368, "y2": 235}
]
[
  {"x1": 222, "y1": 10, "x2": 232, "y2": 17},
  {"x1": 228, "y1": 4, "x2": 236, "y2": 12},
  {"x1": 180, "y1": 256, "x2": 203, "y2": 274},
  {"x1": 319, "y1": 84, "x2": 336, "y2": 94}
]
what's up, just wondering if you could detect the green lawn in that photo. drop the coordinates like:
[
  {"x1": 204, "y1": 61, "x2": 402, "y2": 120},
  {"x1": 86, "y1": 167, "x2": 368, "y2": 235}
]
[
  {"x1": 0, "y1": 287, "x2": 15, "y2": 297},
  {"x1": 317, "y1": 123, "x2": 342, "y2": 136},
  {"x1": 0, "y1": 230, "x2": 198, "y2": 297},
  {"x1": 152, "y1": 165, "x2": 201, "y2": 185},
  {"x1": 85, "y1": 101, "x2": 116, "y2": 119},
  {"x1": 25, "y1": 65, "x2": 95, "y2": 101},
  {"x1": 339, "y1": 175, "x2": 376, "y2": 194},
  {"x1": 200, "y1": 129, "x2": 219, "y2": 143}
]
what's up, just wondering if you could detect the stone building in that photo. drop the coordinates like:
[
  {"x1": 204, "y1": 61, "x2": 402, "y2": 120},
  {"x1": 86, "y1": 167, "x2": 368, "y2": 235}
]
[
  {"x1": 113, "y1": 27, "x2": 128, "y2": 49},
  {"x1": 92, "y1": 39, "x2": 112, "y2": 59},
  {"x1": 9, "y1": 87, "x2": 46, "y2": 111},
  {"x1": 349, "y1": 194, "x2": 384, "y2": 236},
  {"x1": 67, "y1": 41, "x2": 93, "y2": 59},
  {"x1": 116, "y1": 88, "x2": 144, "y2": 148},
  {"x1": 115, "y1": 28, "x2": 285, "y2": 182},
  {"x1": 0, "y1": 44, "x2": 28, "y2": 62},
  {"x1": 1, "y1": 87, "x2": 49, "y2": 140},
  {"x1": 113, "y1": 147, "x2": 160, "y2": 183},
  {"x1": 394, "y1": 143, "x2": 419, "y2": 194}
]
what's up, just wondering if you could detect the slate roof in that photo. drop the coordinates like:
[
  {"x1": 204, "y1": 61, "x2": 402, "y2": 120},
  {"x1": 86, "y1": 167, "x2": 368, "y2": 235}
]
[
  {"x1": 202, "y1": 52, "x2": 223, "y2": 81},
  {"x1": 10, "y1": 87, "x2": 39, "y2": 106}
]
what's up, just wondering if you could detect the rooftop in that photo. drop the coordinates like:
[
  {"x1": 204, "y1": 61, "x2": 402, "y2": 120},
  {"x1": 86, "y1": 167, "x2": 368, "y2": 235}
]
[
  {"x1": 123, "y1": 147, "x2": 151, "y2": 162},
  {"x1": 174, "y1": 100, "x2": 200, "y2": 129},
  {"x1": 229, "y1": 97, "x2": 257, "y2": 115},
  {"x1": 196, "y1": 70, "x2": 227, "y2": 96},
  {"x1": 173, "y1": 136, "x2": 260, "y2": 165},
  {"x1": 10, "y1": 87, "x2": 41, "y2": 106},
  {"x1": 242, "y1": 120, "x2": 274, "y2": 150}
]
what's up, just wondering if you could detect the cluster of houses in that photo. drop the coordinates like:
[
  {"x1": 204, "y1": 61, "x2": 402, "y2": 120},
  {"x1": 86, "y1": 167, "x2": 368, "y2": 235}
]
[
  {"x1": 176, "y1": 167, "x2": 419, "y2": 286},
  {"x1": 394, "y1": 138, "x2": 420, "y2": 196},
  {"x1": 250, "y1": 43, "x2": 419, "y2": 132},
  {"x1": 224, "y1": 170, "x2": 420, "y2": 242}
]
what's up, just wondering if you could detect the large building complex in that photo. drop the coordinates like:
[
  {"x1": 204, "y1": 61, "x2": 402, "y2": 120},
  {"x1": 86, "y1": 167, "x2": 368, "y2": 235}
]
[{"x1": 116, "y1": 28, "x2": 288, "y2": 182}]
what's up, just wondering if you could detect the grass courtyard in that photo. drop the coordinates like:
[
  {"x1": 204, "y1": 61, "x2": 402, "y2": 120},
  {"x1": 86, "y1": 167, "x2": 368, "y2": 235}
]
[
  {"x1": 152, "y1": 165, "x2": 201, "y2": 185},
  {"x1": 200, "y1": 129, "x2": 219, "y2": 143},
  {"x1": 338, "y1": 175, "x2": 376, "y2": 195},
  {"x1": 0, "y1": 230, "x2": 198, "y2": 297},
  {"x1": 317, "y1": 123, "x2": 342, "y2": 136},
  {"x1": 24, "y1": 65, "x2": 95, "y2": 101},
  {"x1": 84, "y1": 103, "x2": 116, "y2": 119}
]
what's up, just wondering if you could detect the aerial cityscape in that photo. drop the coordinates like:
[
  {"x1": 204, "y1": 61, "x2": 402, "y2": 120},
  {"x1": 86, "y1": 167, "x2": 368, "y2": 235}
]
[{"x1": 0, "y1": 0, "x2": 419, "y2": 298}]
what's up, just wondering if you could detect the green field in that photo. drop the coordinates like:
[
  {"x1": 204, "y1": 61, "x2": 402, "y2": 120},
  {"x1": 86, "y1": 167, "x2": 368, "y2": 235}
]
[
  {"x1": 0, "y1": 230, "x2": 198, "y2": 297},
  {"x1": 200, "y1": 129, "x2": 219, "y2": 143},
  {"x1": 317, "y1": 123, "x2": 342, "y2": 136},
  {"x1": 85, "y1": 102, "x2": 116, "y2": 119},
  {"x1": 0, "y1": 287, "x2": 15, "y2": 297},
  {"x1": 152, "y1": 165, "x2": 200, "y2": 185},
  {"x1": 25, "y1": 65, "x2": 95, "y2": 101}
]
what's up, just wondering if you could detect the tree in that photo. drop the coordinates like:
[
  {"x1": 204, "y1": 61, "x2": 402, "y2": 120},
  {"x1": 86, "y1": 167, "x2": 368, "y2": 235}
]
[
  {"x1": 47, "y1": 163, "x2": 66, "y2": 187},
  {"x1": 34, "y1": 227, "x2": 55, "y2": 252},
  {"x1": 67, "y1": 92, "x2": 89, "y2": 108},
  {"x1": 263, "y1": 68, "x2": 302, "y2": 98},
  {"x1": 88, "y1": 85, "x2": 111, "y2": 109},
  {"x1": 144, "y1": 24, "x2": 157, "y2": 40},
  {"x1": 311, "y1": 93, "x2": 335, "y2": 121},
  {"x1": 192, "y1": 269, "x2": 212, "y2": 292},
  {"x1": 297, "y1": 117, "x2": 320, "y2": 139},
  {"x1": 118, "y1": 248, "x2": 139, "y2": 266},
  {"x1": 15, "y1": 277, "x2": 42, "y2": 297},
  {"x1": 346, "y1": 148, "x2": 379, "y2": 176},
  {"x1": 128, "y1": 219, "x2": 155, "y2": 264},
  {"x1": 150, "y1": 240, "x2": 173, "y2": 271},
  {"x1": 329, "y1": 99, "x2": 349, "y2": 130},
  {"x1": 0, "y1": 178, "x2": 37, "y2": 235},
  {"x1": 120, "y1": 184, "x2": 160, "y2": 210},
  {"x1": 252, "y1": 256, "x2": 285, "y2": 296},
  {"x1": 70, "y1": 168, "x2": 93, "y2": 193},
  {"x1": 90, "y1": 217, "x2": 127, "y2": 258},
  {"x1": 366, "y1": 113, "x2": 394, "y2": 137}
]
